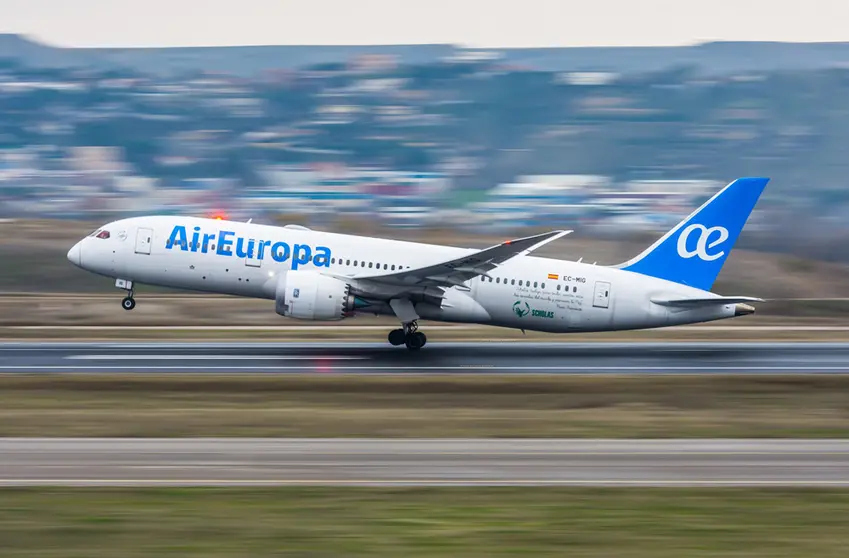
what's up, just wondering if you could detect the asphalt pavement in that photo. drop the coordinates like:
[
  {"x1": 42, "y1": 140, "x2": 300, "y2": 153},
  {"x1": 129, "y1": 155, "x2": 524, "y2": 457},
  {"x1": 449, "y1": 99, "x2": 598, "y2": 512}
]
[
  {"x1": 1, "y1": 341, "x2": 848, "y2": 374},
  {"x1": 1, "y1": 438, "x2": 848, "y2": 486}
]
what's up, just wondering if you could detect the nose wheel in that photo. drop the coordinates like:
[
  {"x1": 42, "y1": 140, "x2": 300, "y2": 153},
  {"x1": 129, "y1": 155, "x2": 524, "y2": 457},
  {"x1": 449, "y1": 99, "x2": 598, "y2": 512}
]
[
  {"x1": 121, "y1": 295, "x2": 136, "y2": 311},
  {"x1": 387, "y1": 322, "x2": 427, "y2": 350}
]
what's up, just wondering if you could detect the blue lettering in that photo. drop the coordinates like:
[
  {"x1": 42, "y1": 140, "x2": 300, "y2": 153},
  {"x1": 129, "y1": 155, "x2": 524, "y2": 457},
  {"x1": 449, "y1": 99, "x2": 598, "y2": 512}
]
[
  {"x1": 235, "y1": 237, "x2": 255, "y2": 258},
  {"x1": 201, "y1": 233, "x2": 215, "y2": 254},
  {"x1": 258, "y1": 240, "x2": 271, "y2": 260},
  {"x1": 271, "y1": 242, "x2": 290, "y2": 263},
  {"x1": 166, "y1": 225, "x2": 188, "y2": 251},
  {"x1": 217, "y1": 231, "x2": 234, "y2": 256},
  {"x1": 313, "y1": 246, "x2": 331, "y2": 268},
  {"x1": 190, "y1": 227, "x2": 201, "y2": 253},
  {"x1": 170, "y1": 226, "x2": 334, "y2": 270},
  {"x1": 292, "y1": 244, "x2": 312, "y2": 270}
]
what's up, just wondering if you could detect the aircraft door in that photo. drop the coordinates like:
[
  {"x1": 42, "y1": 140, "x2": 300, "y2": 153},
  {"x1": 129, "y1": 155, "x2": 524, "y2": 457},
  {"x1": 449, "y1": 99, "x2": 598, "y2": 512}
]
[
  {"x1": 245, "y1": 239, "x2": 262, "y2": 268},
  {"x1": 135, "y1": 227, "x2": 153, "y2": 255},
  {"x1": 593, "y1": 281, "x2": 611, "y2": 309}
]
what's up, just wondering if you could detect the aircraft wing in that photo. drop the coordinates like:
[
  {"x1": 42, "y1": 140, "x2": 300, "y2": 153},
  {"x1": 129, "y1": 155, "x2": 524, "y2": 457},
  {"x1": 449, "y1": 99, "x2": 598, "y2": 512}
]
[{"x1": 350, "y1": 230, "x2": 571, "y2": 291}]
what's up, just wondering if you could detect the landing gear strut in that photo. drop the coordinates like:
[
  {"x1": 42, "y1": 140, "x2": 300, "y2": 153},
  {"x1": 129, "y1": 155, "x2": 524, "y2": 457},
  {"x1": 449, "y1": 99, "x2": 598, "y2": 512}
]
[
  {"x1": 388, "y1": 321, "x2": 427, "y2": 350},
  {"x1": 116, "y1": 279, "x2": 136, "y2": 311}
]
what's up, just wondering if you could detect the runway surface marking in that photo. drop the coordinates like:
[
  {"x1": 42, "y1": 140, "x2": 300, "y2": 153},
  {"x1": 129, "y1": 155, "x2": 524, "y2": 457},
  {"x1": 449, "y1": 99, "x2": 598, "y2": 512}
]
[
  {"x1": 11, "y1": 325, "x2": 849, "y2": 331},
  {"x1": 3, "y1": 480, "x2": 849, "y2": 487},
  {"x1": 2, "y1": 438, "x2": 848, "y2": 487},
  {"x1": 65, "y1": 355, "x2": 368, "y2": 361},
  {"x1": 3, "y1": 365, "x2": 849, "y2": 372},
  {"x1": 2, "y1": 342, "x2": 848, "y2": 375}
]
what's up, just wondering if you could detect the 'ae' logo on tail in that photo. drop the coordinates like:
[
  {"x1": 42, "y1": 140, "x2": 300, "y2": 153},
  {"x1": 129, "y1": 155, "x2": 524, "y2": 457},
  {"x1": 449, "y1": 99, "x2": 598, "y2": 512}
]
[{"x1": 676, "y1": 224, "x2": 729, "y2": 262}]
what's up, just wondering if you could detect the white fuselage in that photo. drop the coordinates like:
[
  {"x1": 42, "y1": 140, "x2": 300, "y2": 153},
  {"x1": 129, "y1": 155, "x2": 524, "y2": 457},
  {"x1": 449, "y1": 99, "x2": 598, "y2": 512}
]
[{"x1": 69, "y1": 216, "x2": 739, "y2": 333}]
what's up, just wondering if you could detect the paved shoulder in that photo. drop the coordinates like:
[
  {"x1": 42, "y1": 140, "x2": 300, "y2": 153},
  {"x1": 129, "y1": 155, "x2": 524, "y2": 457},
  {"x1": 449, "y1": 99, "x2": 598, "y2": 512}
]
[{"x1": 1, "y1": 438, "x2": 848, "y2": 486}]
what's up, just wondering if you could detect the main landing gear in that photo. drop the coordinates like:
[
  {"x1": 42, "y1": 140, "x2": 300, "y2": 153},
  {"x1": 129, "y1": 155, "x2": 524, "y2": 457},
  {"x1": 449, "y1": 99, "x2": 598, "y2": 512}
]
[{"x1": 388, "y1": 321, "x2": 427, "y2": 351}]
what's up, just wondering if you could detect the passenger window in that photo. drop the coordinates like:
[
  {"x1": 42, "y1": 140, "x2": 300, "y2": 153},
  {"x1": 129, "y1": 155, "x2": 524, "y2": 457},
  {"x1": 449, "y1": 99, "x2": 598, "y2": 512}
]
[
  {"x1": 541, "y1": 282, "x2": 546, "y2": 289},
  {"x1": 353, "y1": 261, "x2": 358, "y2": 267},
  {"x1": 369, "y1": 262, "x2": 373, "y2": 268},
  {"x1": 573, "y1": 286, "x2": 577, "y2": 293},
  {"x1": 391, "y1": 265, "x2": 396, "y2": 270},
  {"x1": 361, "y1": 261, "x2": 366, "y2": 267},
  {"x1": 511, "y1": 279, "x2": 515, "y2": 285},
  {"x1": 331, "y1": 258, "x2": 336, "y2": 264},
  {"x1": 557, "y1": 284, "x2": 561, "y2": 291},
  {"x1": 346, "y1": 259, "x2": 351, "y2": 265},
  {"x1": 534, "y1": 282, "x2": 538, "y2": 288},
  {"x1": 496, "y1": 277, "x2": 501, "y2": 284},
  {"x1": 383, "y1": 264, "x2": 388, "y2": 270}
]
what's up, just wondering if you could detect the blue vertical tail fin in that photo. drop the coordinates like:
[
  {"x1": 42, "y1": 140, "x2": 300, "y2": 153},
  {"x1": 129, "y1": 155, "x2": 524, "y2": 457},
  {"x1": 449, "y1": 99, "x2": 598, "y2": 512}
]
[{"x1": 617, "y1": 177, "x2": 769, "y2": 290}]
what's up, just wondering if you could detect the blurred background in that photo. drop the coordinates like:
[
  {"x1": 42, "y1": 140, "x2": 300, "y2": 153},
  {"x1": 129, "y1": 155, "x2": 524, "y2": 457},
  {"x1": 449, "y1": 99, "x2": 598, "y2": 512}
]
[
  {"x1": 3, "y1": 31, "x2": 849, "y2": 305},
  {"x1": 2, "y1": 33, "x2": 849, "y2": 245},
  {"x1": 3, "y1": 3, "x2": 849, "y2": 556},
  {"x1": 0, "y1": 26, "x2": 849, "y2": 322}
]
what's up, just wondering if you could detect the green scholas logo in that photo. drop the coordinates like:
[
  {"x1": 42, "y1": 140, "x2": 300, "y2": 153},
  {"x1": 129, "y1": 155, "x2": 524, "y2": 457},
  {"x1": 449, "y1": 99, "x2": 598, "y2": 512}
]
[
  {"x1": 513, "y1": 300, "x2": 554, "y2": 319},
  {"x1": 513, "y1": 300, "x2": 530, "y2": 318}
]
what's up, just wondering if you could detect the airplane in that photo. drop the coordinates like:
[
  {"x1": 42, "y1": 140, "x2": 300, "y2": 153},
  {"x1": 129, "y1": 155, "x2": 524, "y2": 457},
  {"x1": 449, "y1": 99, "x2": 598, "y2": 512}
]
[{"x1": 67, "y1": 177, "x2": 769, "y2": 350}]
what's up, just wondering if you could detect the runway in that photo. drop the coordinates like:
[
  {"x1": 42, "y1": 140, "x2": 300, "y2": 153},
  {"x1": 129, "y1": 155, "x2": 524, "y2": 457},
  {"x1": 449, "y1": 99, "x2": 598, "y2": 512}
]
[
  {"x1": 1, "y1": 341, "x2": 849, "y2": 374},
  {"x1": 2, "y1": 438, "x2": 849, "y2": 486}
]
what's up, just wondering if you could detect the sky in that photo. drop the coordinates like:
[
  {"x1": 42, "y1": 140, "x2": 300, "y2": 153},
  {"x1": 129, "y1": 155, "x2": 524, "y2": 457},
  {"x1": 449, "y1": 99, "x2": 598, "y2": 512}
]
[{"x1": 2, "y1": 0, "x2": 849, "y2": 48}]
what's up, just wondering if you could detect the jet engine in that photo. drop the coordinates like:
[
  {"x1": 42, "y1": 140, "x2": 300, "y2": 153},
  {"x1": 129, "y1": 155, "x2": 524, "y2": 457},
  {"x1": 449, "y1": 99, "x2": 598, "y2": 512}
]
[{"x1": 275, "y1": 270, "x2": 366, "y2": 320}]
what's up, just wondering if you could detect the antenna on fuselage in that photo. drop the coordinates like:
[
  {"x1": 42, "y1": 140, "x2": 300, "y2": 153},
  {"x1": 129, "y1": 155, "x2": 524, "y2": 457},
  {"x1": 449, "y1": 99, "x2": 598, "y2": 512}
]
[
  {"x1": 577, "y1": 257, "x2": 583, "y2": 263},
  {"x1": 246, "y1": 218, "x2": 253, "y2": 224}
]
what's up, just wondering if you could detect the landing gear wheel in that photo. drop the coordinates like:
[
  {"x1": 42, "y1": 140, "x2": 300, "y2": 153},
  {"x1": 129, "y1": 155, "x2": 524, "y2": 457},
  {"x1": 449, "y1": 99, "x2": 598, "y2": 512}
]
[
  {"x1": 388, "y1": 329, "x2": 406, "y2": 346},
  {"x1": 405, "y1": 331, "x2": 426, "y2": 351},
  {"x1": 121, "y1": 296, "x2": 136, "y2": 311}
]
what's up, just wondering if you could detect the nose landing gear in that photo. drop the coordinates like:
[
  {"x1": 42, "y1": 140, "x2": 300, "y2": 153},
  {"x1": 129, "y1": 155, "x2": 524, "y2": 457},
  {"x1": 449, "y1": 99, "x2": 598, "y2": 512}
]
[
  {"x1": 116, "y1": 279, "x2": 136, "y2": 311},
  {"x1": 387, "y1": 321, "x2": 427, "y2": 350}
]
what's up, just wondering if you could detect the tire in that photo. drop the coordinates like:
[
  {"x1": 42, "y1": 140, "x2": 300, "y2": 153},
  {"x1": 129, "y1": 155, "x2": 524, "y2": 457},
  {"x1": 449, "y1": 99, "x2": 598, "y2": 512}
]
[
  {"x1": 122, "y1": 297, "x2": 136, "y2": 311},
  {"x1": 405, "y1": 331, "x2": 426, "y2": 351},
  {"x1": 388, "y1": 329, "x2": 406, "y2": 346}
]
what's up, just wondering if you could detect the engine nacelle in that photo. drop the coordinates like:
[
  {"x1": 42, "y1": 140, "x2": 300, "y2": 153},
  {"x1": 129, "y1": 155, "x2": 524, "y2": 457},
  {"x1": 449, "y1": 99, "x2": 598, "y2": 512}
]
[{"x1": 275, "y1": 270, "x2": 358, "y2": 321}]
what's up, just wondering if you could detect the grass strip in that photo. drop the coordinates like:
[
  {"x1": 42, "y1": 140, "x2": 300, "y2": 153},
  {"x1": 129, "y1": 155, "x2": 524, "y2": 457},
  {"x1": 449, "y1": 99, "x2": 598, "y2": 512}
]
[
  {"x1": 1, "y1": 488, "x2": 849, "y2": 557},
  {"x1": 2, "y1": 375, "x2": 849, "y2": 438}
]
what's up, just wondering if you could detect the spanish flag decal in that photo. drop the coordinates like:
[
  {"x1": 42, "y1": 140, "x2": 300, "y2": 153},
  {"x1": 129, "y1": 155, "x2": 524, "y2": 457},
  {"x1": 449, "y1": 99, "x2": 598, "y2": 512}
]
[{"x1": 547, "y1": 273, "x2": 559, "y2": 280}]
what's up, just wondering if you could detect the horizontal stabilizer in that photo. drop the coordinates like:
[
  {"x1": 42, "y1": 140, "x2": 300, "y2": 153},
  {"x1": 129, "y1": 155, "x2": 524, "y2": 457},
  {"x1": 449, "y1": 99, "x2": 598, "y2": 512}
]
[{"x1": 651, "y1": 296, "x2": 764, "y2": 308}]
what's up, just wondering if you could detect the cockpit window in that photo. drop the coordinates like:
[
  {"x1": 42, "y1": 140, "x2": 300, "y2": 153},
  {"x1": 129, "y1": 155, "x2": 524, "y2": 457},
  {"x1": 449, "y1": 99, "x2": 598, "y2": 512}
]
[
  {"x1": 95, "y1": 230, "x2": 111, "y2": 239},
  {"x1": 88, "y1": 229, "x2": 101, "y2": 237}
]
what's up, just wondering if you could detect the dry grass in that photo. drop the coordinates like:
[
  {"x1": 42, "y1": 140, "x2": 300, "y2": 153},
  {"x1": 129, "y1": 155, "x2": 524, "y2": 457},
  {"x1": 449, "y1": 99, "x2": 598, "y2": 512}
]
[{"x1": 1, "y1": 375, "x2": 849, "y2": 438}]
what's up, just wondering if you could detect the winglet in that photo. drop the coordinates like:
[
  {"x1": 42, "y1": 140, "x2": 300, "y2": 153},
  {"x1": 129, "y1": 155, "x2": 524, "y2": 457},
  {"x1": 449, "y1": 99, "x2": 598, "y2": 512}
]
[{"x1": 515, "y1": 230, "x2": 571, "y2": 256}]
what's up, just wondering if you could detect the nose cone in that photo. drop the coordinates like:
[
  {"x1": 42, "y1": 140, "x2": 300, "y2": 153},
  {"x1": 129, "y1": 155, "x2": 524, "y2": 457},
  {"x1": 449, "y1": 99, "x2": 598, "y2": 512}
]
[{"x1": 67, "y1": 241, "x2": 82, "y2": 267}]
